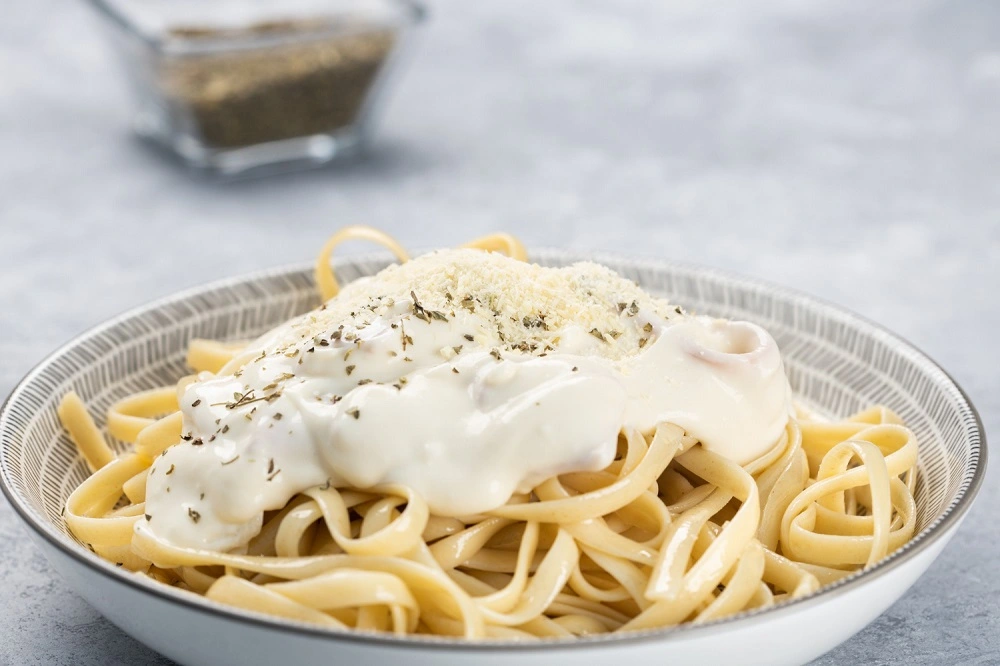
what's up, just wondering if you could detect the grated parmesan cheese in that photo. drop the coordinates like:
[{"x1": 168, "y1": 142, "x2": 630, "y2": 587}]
[{"x1": 276, "y1": 249, "x2": 684, "y2": 361}]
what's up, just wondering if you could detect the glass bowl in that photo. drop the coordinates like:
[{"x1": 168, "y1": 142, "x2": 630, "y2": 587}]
[{"x1": 88, "y1": 0, "x2": 425, "y2": 176}]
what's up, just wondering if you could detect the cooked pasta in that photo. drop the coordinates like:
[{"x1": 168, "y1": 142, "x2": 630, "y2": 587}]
[{"x1": 60, "y1": 228, "x2": 918, "y2": 639}]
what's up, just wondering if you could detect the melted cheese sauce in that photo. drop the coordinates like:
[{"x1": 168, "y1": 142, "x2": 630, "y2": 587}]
[{"x1": 142, "y1": 254, "x2": 792, "y2": 552}]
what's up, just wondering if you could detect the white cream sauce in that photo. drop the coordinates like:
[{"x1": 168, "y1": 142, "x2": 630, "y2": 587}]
[{"x1": 141, "y1": 267, "x2": 792, "y2": 552}]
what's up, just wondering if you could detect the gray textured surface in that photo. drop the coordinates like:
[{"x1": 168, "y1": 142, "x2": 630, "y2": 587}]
[{"x1": 1, "y1": 0, "x2": 998, "y2": 664}]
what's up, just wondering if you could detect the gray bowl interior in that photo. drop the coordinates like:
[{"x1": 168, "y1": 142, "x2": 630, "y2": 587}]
[{"x1": 0, "y1": 251, "x2": 985, "y2": 640}]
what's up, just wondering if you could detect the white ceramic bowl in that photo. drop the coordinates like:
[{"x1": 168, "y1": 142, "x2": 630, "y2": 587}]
[{"x1": 0, "y1": 252, "x2": 987, "y2": 666}]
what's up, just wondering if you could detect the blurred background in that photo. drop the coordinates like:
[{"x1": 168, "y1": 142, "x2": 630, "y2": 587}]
[{"x1": 1, "y1": 0, "x2": 998, "y2": 663}]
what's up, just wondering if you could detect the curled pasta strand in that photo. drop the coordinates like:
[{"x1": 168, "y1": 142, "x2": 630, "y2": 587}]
[
  {"x1": 106, "y1": 387, "x2": 180, "y2": 444},
  {"x1": 65, "y1": 453, "x2": 149, "y2": 548},
  {"x1": 780, "y1": 429, "x2": 917, "y2": 567},
  {"x1": 568, "y1": 556, "x2": 632, "y2": 604},
  {"x1": 133, "y1": 411, "x2": 184, "y2": 460},
  {"x1": 430, "y1": 518, "x2": 513, "y2": 569},
  {"x1": 267, "y1": 568, "x2": 419, "y2": 632},
  {"x1": 491, "y1": 424, "x2": 683, "y2": 523},
  {"x1": 274, "y1": 500, "x2": 324, "y2": 558},
  {"x1": 135, "y1": 528, "x2": 486, "y2": 637},
  {"x1": 314, "y1": 226, "x2": 412, "y2": 301},
  {"x1": 580, "y1": 546, "x2": 654, "y2": 611},
  {"x1": 781, "y1": 477, "x2": 915, "y2": 568},
  {"x1": 628, "y1": 446, "x2": 761, "y2": 630},
  {"x1": 314, "y1": 228, "x2": 528, "y2": 304},
  {"x1": 693, "y1": 540, "x2": 765, "y2": 623},
  {"x1": 304, "y1": 485, "x2": 429, "y2": 558},
  {"x1": 461, "y1": 234, "x2": 528, "y2": 261},
  {"x1": 186, "y1": 339, "x2": 250, "y2": 375},
  {"x1": 755, "y1": 423, "x2": 809, "y2": 550},
  {"x1": 473, "y1": 522, "x2": 542, "y2": 614},
  {"x1": 478, "y1": 529, "x2": 579, "y2": 626},
  {"x1": 207, "y1": 575, "x2": 347, "y2": 628}
]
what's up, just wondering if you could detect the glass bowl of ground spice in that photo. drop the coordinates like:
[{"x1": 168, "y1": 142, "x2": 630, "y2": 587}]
[{"x1": 89, "y1": 0, "x2": 425, "y2": 176}]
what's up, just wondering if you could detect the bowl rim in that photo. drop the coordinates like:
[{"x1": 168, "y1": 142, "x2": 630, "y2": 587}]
[
  {"x1": 0, "y1": 251, "x2": 988, "y2": 652},
  {"x1": 85, "y1": 0, "x2": 427, "y2": 55}
]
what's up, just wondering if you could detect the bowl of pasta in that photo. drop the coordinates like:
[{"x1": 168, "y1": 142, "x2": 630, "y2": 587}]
[{"x1": 0, "y1": 228, "x2": 986, "y2": 666}]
